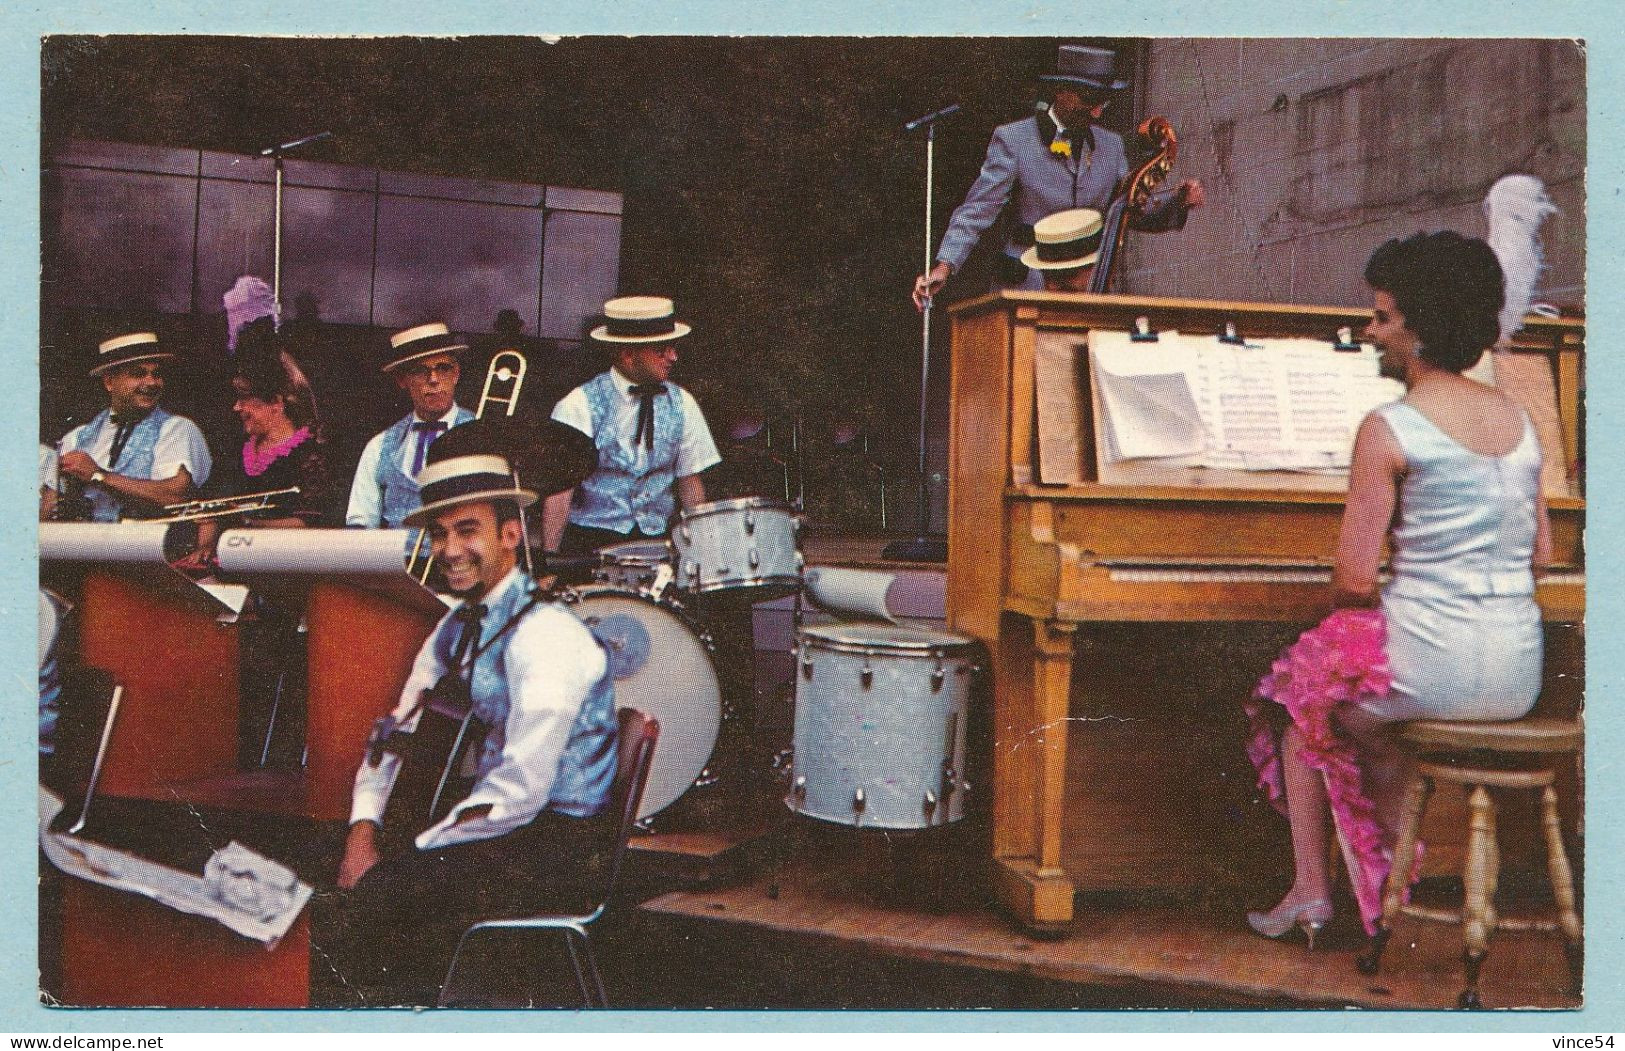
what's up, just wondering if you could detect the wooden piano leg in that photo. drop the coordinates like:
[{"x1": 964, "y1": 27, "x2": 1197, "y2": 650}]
[{"x1": 990, "y1": 612, "x2": 1077, "y2": 934}]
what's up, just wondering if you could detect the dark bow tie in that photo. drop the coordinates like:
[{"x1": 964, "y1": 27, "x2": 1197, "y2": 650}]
[
  {"x1": 411, "y1": 420, "x2": 448, "y2": 474},
  {"x1": 629, "y1": 383, "x2": 666, "y2": 450},
  {"x1": 450, "y1": 602, "x2": 487, "y2": 667},
  {"x1": 107, "y1": 414, "x2": 140, "y2": 469}
]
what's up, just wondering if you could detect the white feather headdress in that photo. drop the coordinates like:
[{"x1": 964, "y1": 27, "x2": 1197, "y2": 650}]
[{"x1": 1483, "y1": 174, "x2": 1558, "y2": 343}]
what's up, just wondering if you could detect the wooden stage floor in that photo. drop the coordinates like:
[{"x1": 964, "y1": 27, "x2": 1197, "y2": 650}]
[{"x1": 635, "y1": 844, "x2": 1582, "y2": 1011}]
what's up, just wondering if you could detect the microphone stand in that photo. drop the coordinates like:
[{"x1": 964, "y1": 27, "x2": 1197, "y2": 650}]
[
  {"x1": 258, "y1": 131, "x2": 334, "y2": 319},
  {"x1": 885, "y1": 104, "x2": 959, "y2": 564}
]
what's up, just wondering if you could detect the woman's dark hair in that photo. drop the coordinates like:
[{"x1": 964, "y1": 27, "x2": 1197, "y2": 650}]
[
  {"x1": 1363, "y1": 231, "x2": 1504, "y2": 373},
  {"x1": 233, "y1": 318, "x2": 319, "y2": 431}
]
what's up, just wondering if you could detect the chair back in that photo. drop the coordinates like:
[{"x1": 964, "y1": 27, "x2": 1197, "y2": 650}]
[{"x1": 591, "y1": 707, "x2": 659, "y2": 917}]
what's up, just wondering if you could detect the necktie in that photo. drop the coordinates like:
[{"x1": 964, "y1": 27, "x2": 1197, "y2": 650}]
[
  {"x1": 629, "y1": 383, "x2": 665, "y2": 451},
  {"x1": 107, "y1": 416, "x2": 137, "y2": 469},
  {"x1": 411, "y1": 420, "x2": 448, "y2": 475},
  {"x1": 450, "y1": 602, "x2": 487, "y2": 675}
]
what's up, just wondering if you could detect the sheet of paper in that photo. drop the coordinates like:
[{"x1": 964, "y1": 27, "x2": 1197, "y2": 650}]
[
  {"x1": 1086, "y1": 330, "x2": 1202, "y2": 463},
  {"x1": 39, "y1": 786, "x2": 313, "y2": 948}
]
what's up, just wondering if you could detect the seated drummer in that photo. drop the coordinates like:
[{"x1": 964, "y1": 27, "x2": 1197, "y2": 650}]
[
  {"x1": 1025, "y1": 207, "x2": 1105, "y2": 291},
  {"x1": 542, "y1": 295, "x2": 720, "y2": 559},
  {"x1": 55, "y1": 332, "x2": 213, "y2": 522},
  {"x1": 346, "y1": 322, "x2": 475, "y2": 529},
  {"x1": 329, "y1": 432, "x2": 618, "y2": 1006}
]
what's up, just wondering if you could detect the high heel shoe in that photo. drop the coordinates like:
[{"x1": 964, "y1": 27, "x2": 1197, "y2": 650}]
[{"x1": 1247, "y1": 898, "x2": 1334, "y2": 949}]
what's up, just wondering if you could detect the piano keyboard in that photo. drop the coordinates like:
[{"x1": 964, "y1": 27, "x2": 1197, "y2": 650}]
[{"x1": 1099, "y1": 559, "x2": 1584, "y2": 588}]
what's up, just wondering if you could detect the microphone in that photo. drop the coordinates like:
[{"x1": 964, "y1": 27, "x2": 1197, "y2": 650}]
[
  {"x1": 903, "y1": 104, "x2": 961, "y2": 133},
  {"x1": 259, "y1": 131, "x2": 335, "y2": 157}
]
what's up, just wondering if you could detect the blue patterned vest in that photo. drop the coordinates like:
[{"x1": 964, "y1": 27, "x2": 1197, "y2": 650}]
[
  {"x1": 434, "y1": 576, "x2": 618, "y2": 819},
  {"x1": 377, "y1": 406, "x2": 475, "y2": 528},
  {"x1": 77, "y1": 407, "x2": 173, "y2": 522},
  {"x1": 573, "y1": 372, "x2": 685, "y2": 535}
]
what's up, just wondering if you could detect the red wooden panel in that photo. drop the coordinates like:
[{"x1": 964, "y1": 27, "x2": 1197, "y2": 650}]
[
  {"x1": 303, "y1": 583, "x2": 440, "y2": 821},
  {"x1": 372, "y1": 194, "x2": 544, "y2": 333},
  {"x1": 60, "y1": 881, "x2": 308, "y2": 1008},
  {"x1": 78, "y1": 571, "x2": 239, "y2": 799},
  {"x1": 539, "y1": 209, "x2": 622, "y2": 342}
]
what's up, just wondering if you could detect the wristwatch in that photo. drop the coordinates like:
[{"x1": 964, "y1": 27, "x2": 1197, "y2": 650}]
[{"x1": 88, "y1": 470, "x2": 106, "y2": 486}]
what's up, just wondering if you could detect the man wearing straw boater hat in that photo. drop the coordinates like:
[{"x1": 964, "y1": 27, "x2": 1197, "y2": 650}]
[
  {"x1": 345, "y1": 321, "x2": 476, "y2": 528},
  {"x1": 56, "y1": 332, "x2": 213, "y2": 522},
  {"x1": 911, "y1": 43, "x2": 1205, "y2": 308},
  {"x1": 332, "y1": 422, "x2": 617, "y2": 1006},
  {"x1": 1025, "y1": 208, "x2": 1107, "y2": 292},
  {"x1": 542, "y1": 295, "x2": 720, "y2": 557}
]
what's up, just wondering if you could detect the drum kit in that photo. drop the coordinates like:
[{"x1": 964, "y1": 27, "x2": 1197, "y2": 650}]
[{"x1": 561, "y1": 494, "x2": 982, "y2": 831}]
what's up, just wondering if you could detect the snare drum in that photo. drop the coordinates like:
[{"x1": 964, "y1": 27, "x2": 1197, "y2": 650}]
[
  {"x1": 560, "y1": 586, "x2": 720, "y2": 819},
  {"x1": 671, "y1": 497, "x2": 800, "y2": 600},
  {"x1": 787, "y1": 623, "x2": 979, "y2": 830},
  {"x1": 594, "y1": 540, "x2": 674, "y2": 594}
]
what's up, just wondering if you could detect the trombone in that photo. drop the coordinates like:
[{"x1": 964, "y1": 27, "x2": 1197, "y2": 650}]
[{"x1": 406, "y1": 350, "x2": 529, "y2": 583}]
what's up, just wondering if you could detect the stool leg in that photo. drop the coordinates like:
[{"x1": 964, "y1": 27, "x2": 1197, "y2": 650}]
[
  {"x1": 1458, "y1": 784, "x2": 1495, "y2": 1009},
  {"x1": 1541, "y1": 784, "x2": 1583, "y2": 995},
  {"x1": 1359, "y1": 773, "x2": 1432, "y2": 976}
]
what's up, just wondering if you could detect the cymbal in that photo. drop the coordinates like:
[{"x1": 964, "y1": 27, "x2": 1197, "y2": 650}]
[{"x1": 427, "y1": 413, "x2": 598, "y2": 497}]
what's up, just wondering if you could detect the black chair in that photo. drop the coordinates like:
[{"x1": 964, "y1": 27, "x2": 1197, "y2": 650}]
[{"x1": 438, "y1": 707, "x2": 659, "y2": 1008}]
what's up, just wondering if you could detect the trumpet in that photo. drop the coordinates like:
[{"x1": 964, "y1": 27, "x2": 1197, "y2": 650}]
[
  {"x1": 151, "y1": 487, "x2": 301, "y2": 523},
  {"x1": 407, "y1": 349, "x2": 529, "y2": 583}
]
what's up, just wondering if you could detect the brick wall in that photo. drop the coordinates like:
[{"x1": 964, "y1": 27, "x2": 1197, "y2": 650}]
[{"x1": 1125, "y1": 39, "x2": 1585, "y2": 311}]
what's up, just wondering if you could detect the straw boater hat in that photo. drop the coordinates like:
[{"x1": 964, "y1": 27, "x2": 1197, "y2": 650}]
[
  {"x1": 404, "y1": 452, "x2": 538, "y2": 528},
  {"x1": 89, "y1": 332, "x2": 175, "y2": 377},
  {"x1": 1038, "y1": 45, "x2": 1129, "y2": 93},
  {"x1": 590, "y1": 296, "x2": 692, "y2": 343},
  {"x1": 1021, "y1": 209, "x2": 1106, "y2": 271},
  {"x1": 382, "y1": 322, "x2": 468, "y2": 374}
]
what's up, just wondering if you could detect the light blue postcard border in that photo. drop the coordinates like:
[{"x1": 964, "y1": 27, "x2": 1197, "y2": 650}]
[{"x1": 0, "y1": 0, "x2": 1618, "y2": 1034}]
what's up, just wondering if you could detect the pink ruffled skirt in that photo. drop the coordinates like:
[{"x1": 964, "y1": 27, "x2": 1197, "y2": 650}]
[{"x1": 1244, "y1": 608, "x2": 1415, "y2": 935}]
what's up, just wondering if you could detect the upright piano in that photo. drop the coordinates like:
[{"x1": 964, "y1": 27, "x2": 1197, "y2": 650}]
[{"x1": 945, "y1": 290, "x2": 1584, "y2": 932}]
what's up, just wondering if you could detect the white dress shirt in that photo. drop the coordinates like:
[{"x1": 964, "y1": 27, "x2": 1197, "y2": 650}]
[
  {"x1": 58, "y1": 412, "x2": 213, "y2": 487},
  {"x1": 551, "y1": 368, "x2": 721, "y2": 479},
  {"x1": 345, "y1": 405, "x2": 466, "y2": 527},
  {"x1": 348, "y1": 569, "x2": 609, "y2": 850}
]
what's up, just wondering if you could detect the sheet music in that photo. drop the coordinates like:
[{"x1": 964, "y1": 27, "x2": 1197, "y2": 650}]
[{"x1": 1088, "y1": 330, "x2": 1403, "y2": 473}]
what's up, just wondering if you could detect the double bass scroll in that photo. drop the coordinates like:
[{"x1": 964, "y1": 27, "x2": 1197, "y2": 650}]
[{"x1": 1088, "y1": 116, "x2": 1179, "y2": 294}]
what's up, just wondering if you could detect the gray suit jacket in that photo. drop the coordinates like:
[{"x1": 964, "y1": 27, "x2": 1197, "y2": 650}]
[{"x1": 935, "y1": 113, "x2": 1185, "y2": 278}]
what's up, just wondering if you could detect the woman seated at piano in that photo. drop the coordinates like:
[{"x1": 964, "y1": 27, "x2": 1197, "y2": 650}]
[
  {"x1": 174, "y1": 319, "x2": 340, "y2": 571},
  {"x1": 1243, "y1": 230, "x2": 1550, "y2": 947}
]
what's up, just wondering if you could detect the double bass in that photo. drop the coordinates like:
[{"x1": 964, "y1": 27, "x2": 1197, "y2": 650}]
[{"x1": 1088, "y1": 116, "x2": 1179, "y2": 294}]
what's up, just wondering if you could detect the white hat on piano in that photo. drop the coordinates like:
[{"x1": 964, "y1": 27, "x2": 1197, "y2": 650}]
[
  {"x1": 405, "y1": 453, "x2": 537, "y2": 528},
  {"x1": 1021, "y1": 208, "x2": 1105, "y2": 271}
]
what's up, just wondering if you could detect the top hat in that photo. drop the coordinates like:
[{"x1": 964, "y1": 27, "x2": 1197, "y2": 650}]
[
  {"x1": 1038, "y1": 45, "x2": 1128, "y2": 92},
  {"x1": 1021, "y1": 208, "x2": 1106, "y2": 270},
  {"x1": 590, "y1": 296, "x2": 692, "y2": 343},
  {"x1": 382, "y1": 322, "x2": 469, "y2": 374},
  {"x1": 89, "y1": 332, "x2": 175, "y2": 377}
]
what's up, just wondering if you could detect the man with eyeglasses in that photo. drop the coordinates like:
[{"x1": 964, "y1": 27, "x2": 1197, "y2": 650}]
[
  {"x1": 911, "y1": 44, "x2": 1204, "y2": 308},
  {"x1": 346, "y1": 322, "x2": 476, "y2": 529},
  {"x1": 56, "y1": 332, "x2": 212, "y2": 522}
]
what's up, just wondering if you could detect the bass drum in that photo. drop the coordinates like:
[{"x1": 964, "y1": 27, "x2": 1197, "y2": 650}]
[{"x1": 560, "y1": 586, "x2": 720, "y2": 820}]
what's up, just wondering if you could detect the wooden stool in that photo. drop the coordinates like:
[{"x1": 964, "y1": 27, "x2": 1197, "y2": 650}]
[{"x1": 1355, "y1": 716, "x2": 1583, "y2": 1007}]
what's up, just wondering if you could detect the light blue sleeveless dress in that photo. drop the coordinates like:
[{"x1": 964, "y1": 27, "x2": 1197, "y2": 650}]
[{"x1": 1363, "y1": 400, "x2": 1545, "y2": 722}]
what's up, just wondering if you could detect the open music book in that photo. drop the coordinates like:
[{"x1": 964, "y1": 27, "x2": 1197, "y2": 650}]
[{"x1": 1088, "y1": 329, "x2": 1404, "y2": 473}]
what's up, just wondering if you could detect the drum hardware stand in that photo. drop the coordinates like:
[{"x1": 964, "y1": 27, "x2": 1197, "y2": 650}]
[
  {"x1": 886, "y1": 105, "x2": 959, "y2": 563},
  {"x1": 258, "y1": 131, "x2": 334, "y2": 319},
  {"x1": 68, "y1": 685, "x2": 123, "y2": 836}
]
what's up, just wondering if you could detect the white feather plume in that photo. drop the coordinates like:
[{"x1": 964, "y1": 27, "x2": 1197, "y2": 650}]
[{"x1": 1483, "y1": 174, "x2": 1557, "y2": 342}]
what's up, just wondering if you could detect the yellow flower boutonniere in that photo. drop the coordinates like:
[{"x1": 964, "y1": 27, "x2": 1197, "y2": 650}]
[{"x1": 1050, "y1": 138, "x2": 1072, "y2": 158}]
